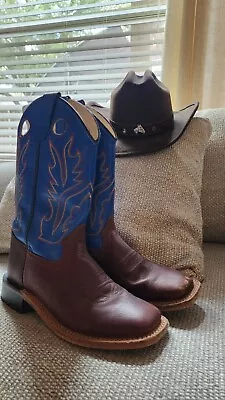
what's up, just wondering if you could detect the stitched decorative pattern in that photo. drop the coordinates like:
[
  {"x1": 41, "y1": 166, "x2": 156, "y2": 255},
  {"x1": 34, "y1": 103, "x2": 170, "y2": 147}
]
[
  {"x1": 39, "y1": 136, "x2": 93, "y2": 244},
  {"x1": 88, "y1": 151, "x2": 114, "y2": 236}
]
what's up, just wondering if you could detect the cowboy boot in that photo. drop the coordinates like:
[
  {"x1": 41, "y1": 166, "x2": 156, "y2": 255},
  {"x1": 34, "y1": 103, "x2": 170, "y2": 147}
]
[
  {"x1": 85, "y1": 106, "x2": 201, "y2": 311},
  {"x1": 1, "y1": 94, "x2": 168, "y2": 350}
]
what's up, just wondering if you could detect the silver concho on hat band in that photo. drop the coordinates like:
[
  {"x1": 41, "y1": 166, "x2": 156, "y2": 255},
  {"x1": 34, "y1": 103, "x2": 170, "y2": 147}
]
[{"x1": 134, "y1": 125, "x2": 146, "y2": 135}]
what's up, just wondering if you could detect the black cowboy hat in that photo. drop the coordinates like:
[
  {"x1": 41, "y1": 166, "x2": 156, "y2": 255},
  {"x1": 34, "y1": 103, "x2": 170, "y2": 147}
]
[{"x1": 88, "y1": 70, "x2": 199, "y2": 157}]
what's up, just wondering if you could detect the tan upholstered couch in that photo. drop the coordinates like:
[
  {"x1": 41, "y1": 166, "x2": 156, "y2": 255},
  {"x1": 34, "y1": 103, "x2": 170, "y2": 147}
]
[{"x1": 0, "y1": 109, "x2": 224, "y2": 400}]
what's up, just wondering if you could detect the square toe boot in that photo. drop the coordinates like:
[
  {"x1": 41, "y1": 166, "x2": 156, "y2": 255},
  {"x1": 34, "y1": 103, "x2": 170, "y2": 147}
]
[
  {"x1": 1, "y1": 94, "x2": 168, "y2": 350},
  {"x1": 85, "y1": 106, "x2": 201, "y2": 312}
]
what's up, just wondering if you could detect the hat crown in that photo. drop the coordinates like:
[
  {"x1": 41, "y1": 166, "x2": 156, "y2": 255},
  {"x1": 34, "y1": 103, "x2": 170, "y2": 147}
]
[{"x1": 110, "y1": 70, "x2": 173, "y2": 126}]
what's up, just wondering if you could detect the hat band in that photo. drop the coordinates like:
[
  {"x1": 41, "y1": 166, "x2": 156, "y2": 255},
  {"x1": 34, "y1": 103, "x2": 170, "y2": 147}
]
[{"x1": 111, "y1": 115, "x2": 174, "y2": 137}]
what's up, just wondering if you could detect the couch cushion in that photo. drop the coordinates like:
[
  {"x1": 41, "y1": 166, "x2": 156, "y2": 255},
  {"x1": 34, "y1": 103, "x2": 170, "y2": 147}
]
[
  {"x1": 0, "y1": 243, "x2": 224, "y2": 400},
  {"x1": 115, "y1": 118, "x2": 211, "y2": 282},
  {"x1": 198, "y1": 108, "x2": 225, "y2": 243}
]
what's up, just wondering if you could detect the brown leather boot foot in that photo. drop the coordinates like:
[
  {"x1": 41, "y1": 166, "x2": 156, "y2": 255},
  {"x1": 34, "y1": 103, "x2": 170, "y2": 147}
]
[
  {"x1": 151, "y1": 278, "x2": 201, "y2": 311},
  {"x1": 21, "y1": 286, "x2": 169, "y2": 350},
  {"x1": 89, "y1": 219, "x2": 201, "y2": 312}
]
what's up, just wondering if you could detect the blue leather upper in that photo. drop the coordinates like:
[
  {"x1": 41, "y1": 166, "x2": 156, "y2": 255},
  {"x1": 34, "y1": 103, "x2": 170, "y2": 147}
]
[
  {"x1": 13, "y1": 94, "x2": 99, "y2": 260},
  {"x1": 86, "y1": 116, "x2": 116, "y2": 249}
]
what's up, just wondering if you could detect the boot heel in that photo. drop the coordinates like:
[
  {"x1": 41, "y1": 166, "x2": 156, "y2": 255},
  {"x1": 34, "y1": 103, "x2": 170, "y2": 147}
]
[{"x1": 1, "y1": 273, "x2": 33, "y2": 314}]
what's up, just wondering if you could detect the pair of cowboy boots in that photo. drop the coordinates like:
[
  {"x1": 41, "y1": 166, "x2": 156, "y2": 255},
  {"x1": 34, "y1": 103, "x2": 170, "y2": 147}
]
[{"x1": 1, "y1": 93, "x2": 200, "y2": 350}]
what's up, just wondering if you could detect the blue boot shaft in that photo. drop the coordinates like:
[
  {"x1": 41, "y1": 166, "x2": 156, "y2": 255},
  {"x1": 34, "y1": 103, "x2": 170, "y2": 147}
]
[
  {"x1": 13, "y1": 94, "x2": 99, "y2": 260},
  {"x1": 86, "y1": 110, "x2": 116, "y2": 249}
]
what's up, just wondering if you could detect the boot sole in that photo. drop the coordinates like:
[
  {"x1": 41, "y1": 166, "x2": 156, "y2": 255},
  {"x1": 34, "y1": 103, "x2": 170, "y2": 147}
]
[
  {"x1": 1, "y1": 274, "x2": 169, "y2": 350},
  {"x1": 152, "y1": 279, "x2": 201, "y2": 311}
]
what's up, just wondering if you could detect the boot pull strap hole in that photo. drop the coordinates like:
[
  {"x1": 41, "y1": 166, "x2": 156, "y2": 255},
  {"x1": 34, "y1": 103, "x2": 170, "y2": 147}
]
[{"x1": 20, "y1": 120, "x2": 30, "y2": 136}]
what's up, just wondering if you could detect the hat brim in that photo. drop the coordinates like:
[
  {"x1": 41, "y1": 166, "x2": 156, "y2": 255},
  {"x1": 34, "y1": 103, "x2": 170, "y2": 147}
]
[{"x1": 87, "y1": 102, "x2": 199, "y2": 157}]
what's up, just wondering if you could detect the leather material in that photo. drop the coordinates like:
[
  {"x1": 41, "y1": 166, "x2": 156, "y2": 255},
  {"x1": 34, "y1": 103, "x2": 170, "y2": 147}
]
[
  {"x1": 24, "y1": 225, "x2": 161, "y2": 337},
  {"x1": 89, "y1": 218, "x2": 193, "y2": 302},
  {"x1": 86, "y1": 120, "x2": 116, "y2": 249},
  {"x1": 86, "y1": 112, "x2": 194, "y2": 302},
  {"x1": 8, "y1": 233, "x2": 27, "y2": 289},
  {"x1": 13, "y1": 93, "x2": 61, "y2": 248},
  {"x1": 13, "y1": 94, "x2": 98, "y2": 260},
  {"x1": 6, "y1": 94, "x2": 162, "y2": 340}
]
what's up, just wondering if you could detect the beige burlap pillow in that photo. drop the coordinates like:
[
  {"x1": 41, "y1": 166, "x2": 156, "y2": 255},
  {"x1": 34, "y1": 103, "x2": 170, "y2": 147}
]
[
  {"x1": 115, "y1": 117, "x2": 211, "y2": 282},
  {"x1": 0, "y1": 177, "x2": 15, "y2": 253},
  {"x1": 197, "y1": 108, "x2": 225, "y2": 243}
]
